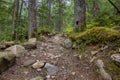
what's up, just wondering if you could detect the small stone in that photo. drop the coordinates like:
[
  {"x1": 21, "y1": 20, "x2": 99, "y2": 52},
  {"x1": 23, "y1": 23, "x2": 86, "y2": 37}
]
[
  {"x1": 44, "y1": 63, "x2": 59, "y2": 75},
  {"x1": 71, "y1": 72, "x2": 76, "y2": 75},
  {"x1": 31, "y1": 54, "x2": 36, "y2": 57},
  {"x1": 78, "y1": 55, "x2": 82, "y2": 59},
  {"x1": 100, "y1": 46, "x2": 108, "y2": 51},
  {"x1": 30, "y1": 76, "x2": 44, "y2": 80},
  {"x1": 37, "y1": 69, "x2": 42, "y2": 72},
  {"x1": 24, "y1": 71, "x2": 29, "y2": 75},
  {"x1": 91, "y1": 50, "x2": 99, "y2": 55},
  {"x1": 90, "y1": 56, "x2": 97, "y2": 63},
  {"x1": 32, "y1": 61, "x2": 45, "y2": 69},
  {"x1": 62, "y1": 66, "x2": 65, "y2": 69},
  {"x1": 51, "y1": 76, "x2": 55, "y2": 79},
  {"x1": 46, "y1": 75, "x2": 50, "y2": 79}
]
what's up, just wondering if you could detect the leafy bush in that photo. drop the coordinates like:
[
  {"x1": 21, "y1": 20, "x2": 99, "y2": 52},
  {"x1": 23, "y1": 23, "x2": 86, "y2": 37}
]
[{"x1": 37, "y1": 26, "x2": 53, "y2": 34}]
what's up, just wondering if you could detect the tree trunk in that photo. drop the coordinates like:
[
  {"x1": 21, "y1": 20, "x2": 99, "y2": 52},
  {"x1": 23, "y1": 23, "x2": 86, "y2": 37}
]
[
  {"x1": 54, "y1": 0, "x2": 64, "y2": 32},
  {"x1": 47, "y1": 0, "x2": 52, "y2": 26},
  {"x1": 28, "y1": 0, "x2": 37, "y2": 39},
  {"x1": 92, "y1": 0, "x2": 99, "y2": 17},
  {"x1": 12, "y1": 0, "x2": 19, "y2": 40},
  {"x1": 74, "y1": 0, "x2": 86, "y2": 32},
  {"x1": 108, "y1": 0, "x2": 120, "y2": 15}
]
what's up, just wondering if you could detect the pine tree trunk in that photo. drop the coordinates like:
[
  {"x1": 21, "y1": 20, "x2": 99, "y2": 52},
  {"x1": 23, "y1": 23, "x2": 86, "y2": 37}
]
[
  {"x1": 92, "y1": 0, "x2": 99, "y2": 17},
  {"x1": 28, "y1": 0, "x2": 37, "y2": 39},
  {"x1": 74, "y1": 0, "x2": 86, "y2": 32},
  {"x1": 54, "y1": 0, "x2": 64, "y2": 32},
  {"x1": 47, "y1": 0, "x2": 51, "y2": 26},
  {"x1": 12, "y1": 0, "x2": 19, "y2": 40}
]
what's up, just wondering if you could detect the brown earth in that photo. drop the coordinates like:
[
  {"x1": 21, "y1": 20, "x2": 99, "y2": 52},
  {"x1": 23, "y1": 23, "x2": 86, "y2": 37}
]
[{"x1": 0, "y1": 34, "x2": 102, "y2": 80}]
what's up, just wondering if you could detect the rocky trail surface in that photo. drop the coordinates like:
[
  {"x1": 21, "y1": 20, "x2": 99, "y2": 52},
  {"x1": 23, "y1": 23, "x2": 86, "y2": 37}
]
[{"x1": 0, "y1": 34, "x2": 102, "y2": 80}]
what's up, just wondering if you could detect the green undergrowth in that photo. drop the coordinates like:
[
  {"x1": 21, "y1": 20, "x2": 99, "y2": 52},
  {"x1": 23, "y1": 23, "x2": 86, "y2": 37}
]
[
  {"x1": 63, "y1": 26, "x2": 73, "y2": 33},
  {"x1": 69, "y1": 27, "x2": 120, "y2": 52},
  {"x1": 37, "y1": 26, "x2": 53, "y2": 34}
]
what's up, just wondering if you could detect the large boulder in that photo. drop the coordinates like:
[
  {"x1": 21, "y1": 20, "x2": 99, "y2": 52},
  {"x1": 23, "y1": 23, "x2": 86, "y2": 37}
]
[
  {"x1": 5, "y1": 45, "x2": 26, "y2": 57},
  {"x1": 0, "y1": 51, "x2": 16, "y2": 73},
  {"x1": 111, "y1": 54, "x2": 120, "y2": 67},
  {"x1": 23, "y1": 38, "x2": 37, "y2": 49}
]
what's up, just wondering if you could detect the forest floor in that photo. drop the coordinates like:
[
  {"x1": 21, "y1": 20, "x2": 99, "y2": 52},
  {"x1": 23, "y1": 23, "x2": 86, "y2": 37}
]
[{"x1": 0, "y1": 34, "x2": 103, "y2": 80}]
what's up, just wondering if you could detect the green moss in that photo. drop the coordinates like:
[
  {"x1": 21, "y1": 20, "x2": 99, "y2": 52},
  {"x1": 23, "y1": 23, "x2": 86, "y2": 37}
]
[
  {"x1": 69, "y1": 27, "x2": 120, "y2": 45},
  {"x1": 69, "y1": 27, "x2": 120, "y2": 53}
]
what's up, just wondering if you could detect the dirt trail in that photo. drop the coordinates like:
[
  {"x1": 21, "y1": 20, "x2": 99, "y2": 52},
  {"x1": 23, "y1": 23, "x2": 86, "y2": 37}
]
[{"x1": 0, "y1": 34, "x2": 102, "y2": 80}]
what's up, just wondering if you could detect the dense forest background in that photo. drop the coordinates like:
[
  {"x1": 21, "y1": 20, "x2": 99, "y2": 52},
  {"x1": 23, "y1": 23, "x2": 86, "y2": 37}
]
[{"x1": 0, "y1": 0, "x2": 120, "y2": 42}]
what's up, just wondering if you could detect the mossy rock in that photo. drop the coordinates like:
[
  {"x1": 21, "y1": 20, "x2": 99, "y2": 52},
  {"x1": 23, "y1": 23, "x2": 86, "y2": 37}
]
[{"x1": 69, "y1": 27, "x2": 120, "y2": 45}]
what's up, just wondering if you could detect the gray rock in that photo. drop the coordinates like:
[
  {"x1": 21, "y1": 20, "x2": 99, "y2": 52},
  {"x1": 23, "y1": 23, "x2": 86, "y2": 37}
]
[
  {"x1": 111, "y1": 54, "x2": 120, "y2": 67},
  {"x1": 0, "y1": 51, "x2": 16, "y2": 73},
  {"x1": 30, "y1": 76, "x2": 44, "y2": 80},
  {"x1": 44, "y1": 63, "x2": 58, "y2": 75},
  {"x1": 64, "y1": 39, "x2": 72, "y2": 48},
  {"x1": 23, "y1": 59, "x2": 36, "y2": 67},
  {"x1": 96, "y1": 59, "x2": 112, "y2": 80},
  {"x1": 6, "y1": 45, "x2": 26, "y2": 57}
]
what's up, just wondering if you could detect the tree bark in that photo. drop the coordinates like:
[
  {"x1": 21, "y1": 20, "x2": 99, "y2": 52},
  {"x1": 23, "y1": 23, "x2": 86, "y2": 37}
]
[
  {"x1": 12, "y1": 0, "x2": 19, "y2": 40},
  {"x1": 28, "y1": 0, "x2": 37, "y2": 39},
  {"x1": 47, "y1": 0, "x2": 52, "y2": 26},
  {"x1": 54, "y1": 0, "x2": 64, "y2": 32},
  {"x1": 92, "y1": 0, "x2": 99, "y2": 17},
  {"x1": 74, "y1": 0, "x2": 86, "y2": 32}
]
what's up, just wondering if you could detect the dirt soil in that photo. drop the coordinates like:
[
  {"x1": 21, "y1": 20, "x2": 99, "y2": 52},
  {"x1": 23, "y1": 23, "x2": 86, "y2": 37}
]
[{"x1": 0, "y1": 34, "x2": 103, "y2": 80}]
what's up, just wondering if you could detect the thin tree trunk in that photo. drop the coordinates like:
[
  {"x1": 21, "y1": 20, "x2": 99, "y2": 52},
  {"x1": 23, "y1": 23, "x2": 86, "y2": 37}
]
[
  {"x1": 28, "y1": 0, "x2": 37, "y2": 39},
  {"x1": 47, "y1": 0, "x2": 51, "y2": 26},
  {"x1": 74, "y1": 0, "x2": 86, "y2": 32},
  {"x1": 12, "y1": 0, "x2": 19, "y2": 40},
  {"x1": 92, "y1": 0, "x2": 99, "y2": 17},
  {"x1": 108, "y1": 0, "x2": 120, "y2": 14},
  {"x1": 54, "y1": 0, "x2": 64, "y2": 32}
]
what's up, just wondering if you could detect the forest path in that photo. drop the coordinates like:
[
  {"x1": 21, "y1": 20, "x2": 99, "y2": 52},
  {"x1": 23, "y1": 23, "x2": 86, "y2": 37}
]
[{"x1": 0, "y1": 34, "x2": 102, "y2": 80}]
